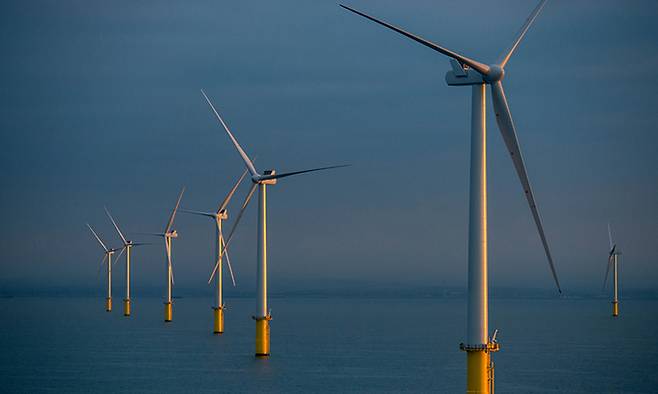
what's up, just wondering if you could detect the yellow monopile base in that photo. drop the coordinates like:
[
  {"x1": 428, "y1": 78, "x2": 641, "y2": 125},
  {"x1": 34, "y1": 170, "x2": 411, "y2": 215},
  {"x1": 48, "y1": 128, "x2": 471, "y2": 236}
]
[
  {"x1": 123, "y1": 299, "x2": 131, "y2": 316},
  {"x1": 164, "y1": 302, "x2": 172, "y2": 322},
  {"x1": 466, "y1": 350, "x2": 489, "y2": 394},
  {"x1": 213, "y1": 307, "x2": 224, "y2": 334},
  {"x1": 461, "y1": 342, "x2": 499, "y2": 394},
  {"x1": 254, "y1": 315, "x2": 272, "y2": 357},
  {"x1": 612, "y1": 301, "x2": 619, "y2": 317},
  {"x1": 105, "y1": 297, "x2": 112, "y2": 312}
]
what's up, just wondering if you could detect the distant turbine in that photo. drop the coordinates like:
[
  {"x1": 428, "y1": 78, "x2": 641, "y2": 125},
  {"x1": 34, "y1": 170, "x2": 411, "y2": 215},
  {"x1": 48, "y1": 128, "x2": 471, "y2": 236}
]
[
  {"x1": 87, "y1": 224, "x2": 122, "y2": 312},
  {"x1": 341, "y1": 1, "x2": 560, "y2": 392},
  {"x1": 105, "y1": 207, "x2": 152, "y2": 317},
  {"x1": 181, "y1": 169, "x2": 248, "y2": 334},
  {"x1": 146, "y1": 188, "x2": 185, "y2": 322},
  {"x1": 604, "y1": 223, "x2": 621, "y2": 317},
  {"x1": 201, "y1": 89, "x2": 349, "y2": 357}
]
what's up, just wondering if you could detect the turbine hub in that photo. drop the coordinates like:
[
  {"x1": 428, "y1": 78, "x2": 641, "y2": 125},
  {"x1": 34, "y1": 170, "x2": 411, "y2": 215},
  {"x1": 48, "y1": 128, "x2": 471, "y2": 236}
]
[{"x1": 484, "y1": 65, "x2": 505, "y2": 83}]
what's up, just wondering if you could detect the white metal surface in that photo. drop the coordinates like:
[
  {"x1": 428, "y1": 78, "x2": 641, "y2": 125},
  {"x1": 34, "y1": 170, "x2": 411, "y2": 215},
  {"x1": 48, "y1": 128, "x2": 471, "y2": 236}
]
[
  {"x1": 467, "y1": 84, "x2": 488, "y2": 346},
  {"x1": 613, "y1": 254, "x2": 619, "y2": 303},
  {"x1": 126, "y1": 246, "x2": 131, "y2": 300},
  {"x1": 256, "y1": 183, "x2": 268, "y2": 318},
  {"x1": 166, "y1": 237, "x2": 172, "y2": 303},
  {"x1": 216, "y1": 220, "x2": 223, "y2": 308},
  {"x1": 107, "y1": 252, "x2": 112, "y2": 299}
]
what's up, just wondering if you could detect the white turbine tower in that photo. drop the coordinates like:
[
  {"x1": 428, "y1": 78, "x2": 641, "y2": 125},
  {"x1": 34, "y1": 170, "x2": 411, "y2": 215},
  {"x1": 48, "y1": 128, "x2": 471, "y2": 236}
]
[
  {"x1": 146, "y1": 188, "x2": 185, "y2": 322},
  {"x1": 201, "y1": 89, "x2": 349, "y2": 357},
  {"x1": 340, "y1": 1, "x2": 561, "y2": 392},
  {"x1": 87, "y1": 224, "x2": 122, "y2": 312},
  {"x1": 104, "y1": 207, "x2": 151, "y2": 317},
  {"x1": 181, "y1": 169, "x2": 247, "y2": 334},
  {"x1": 604, "y1": 223, "x2": 621, "y2": 317}
]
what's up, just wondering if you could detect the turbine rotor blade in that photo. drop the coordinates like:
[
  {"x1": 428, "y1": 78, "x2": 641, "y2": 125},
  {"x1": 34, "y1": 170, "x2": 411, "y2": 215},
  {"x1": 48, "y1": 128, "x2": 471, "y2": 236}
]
[
  {"x1": 135, "y1": 232, "x2": 166, "y2": 237},
  {"x1": 257, "y1": 164, "x2": 351, "y2": 182},
  {"x1": 165, "y1": 187, "x2": 185, "y2": 233},
  {"x1": 87, "y1": 224, "x2": 109, "y2": 252},
  {"x1": 208, "y1": 260, "x2": 219, "y2": 285},
  {"x1": 181, "y1": 209, "x2": 216, "y2": 218},
  {"x1": 201, "y1": 90, "x2": 259, "y2": 177},
  {"x1": 165, "y1": 238, "x2": 175, "y2": 286},
  {"x1": 218, "y1": 169, "x2": 249, "y2": 213},
  {"x1": 498, "y1": 0, "x2": 548, "y2": 68},
  {"x1": 104, "y1": 207, "x2": 128, "y2": 246},
  {"x1": 221, "y1": 183, "x2": 258, "y2": 254},
  {"x1": 114, "y1": 247, "x2": 126, "y2": 265},
  {"x1": 603, "y1": 255, "x2": 613, "y2": 290},
  {"x1": 339, "y1": 4, "x2": 490, "y2": 75},
  {"x1": 490, "y1": 81, "x2": 561, "y2": 293},
  {"x1": 608, "y1": 222, "x2": 614, "y2": 251},
  {"x1": 222, "y1": 235, "x2": 237, "y2": 287},
  {"x1": 97, "y1": 253, "x2": 108, "y2": 277}
]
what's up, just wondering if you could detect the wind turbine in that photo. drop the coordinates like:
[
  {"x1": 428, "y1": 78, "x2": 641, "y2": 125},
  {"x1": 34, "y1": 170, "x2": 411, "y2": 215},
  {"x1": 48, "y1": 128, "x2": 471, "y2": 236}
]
[
  {"x1": 181, "y1": 169, "x2": 247, "y2": 334},
  {"x1": 201, "y1": 89, "x2": 349, "y2": 357},
  {"x1": 87, "y1": 224, "x2": 122, "y2": 312},
  {"x1": 104, "y1": 207, "x2": 151, "y2": 317},
  {"x1": 604, "y1": 223, "x2": 621, "y2": 317},
  {"x1": 340, "y1": 1, "x2": 561, "y2": 392},
  {"x1": 146, "y1": 187, "x2": 185, "y2": 322}
]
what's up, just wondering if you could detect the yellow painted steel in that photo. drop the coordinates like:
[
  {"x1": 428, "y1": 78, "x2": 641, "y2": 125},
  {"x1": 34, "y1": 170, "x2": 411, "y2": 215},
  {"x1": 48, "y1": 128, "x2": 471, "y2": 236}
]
[
  {"x1": 466, "y1": 350, "x2": 489, "y2": 393},
  {"x1": 123, "y1": 299, "x2": 131, "y2": 316},
  {"x1": 461, "y1": 341, "x2": 499, "y2": 394},
  {"x1": 254, "y1": 316, "x2": 271, "y2": 357},
  {"x1": 164, "y1": 302, "x2": 172, "y2": 322},
  {"x1": 213, "y1": 307, "x2": 224, "y2": 334},
  {"x1": 612, "y1": 301, "x2": 619, "y2": 317},
  {"x1": 105, "y1": 297, "x2": 112, "y2": 312}
]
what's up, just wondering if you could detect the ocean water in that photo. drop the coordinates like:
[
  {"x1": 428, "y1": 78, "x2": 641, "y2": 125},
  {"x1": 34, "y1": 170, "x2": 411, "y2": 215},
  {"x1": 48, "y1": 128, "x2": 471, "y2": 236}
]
[{"x1": 0, "y1": 296, "x2": 656, "y2": 393}]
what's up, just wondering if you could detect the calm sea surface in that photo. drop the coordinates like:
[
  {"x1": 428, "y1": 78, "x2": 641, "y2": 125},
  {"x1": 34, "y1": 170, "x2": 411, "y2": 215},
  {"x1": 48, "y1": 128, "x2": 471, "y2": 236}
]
[{"x1": 0, "y1": 296, "x2": 656, "y2": 393}]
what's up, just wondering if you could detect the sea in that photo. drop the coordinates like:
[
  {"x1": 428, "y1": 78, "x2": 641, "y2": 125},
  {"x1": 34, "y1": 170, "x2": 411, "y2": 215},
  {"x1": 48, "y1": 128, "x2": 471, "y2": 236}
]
[{"x1": 0, "y1": 295, "x2": 656, "y2": 393}]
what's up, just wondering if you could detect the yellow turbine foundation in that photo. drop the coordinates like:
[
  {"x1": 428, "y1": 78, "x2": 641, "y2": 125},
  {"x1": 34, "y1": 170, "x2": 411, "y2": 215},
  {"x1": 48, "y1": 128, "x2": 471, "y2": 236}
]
[
  {"x1": 105, "y1": 297, "x2": 112, "y2": 312},
  {"x1": 461, "y1": 342, "x2": 499, "y2": 394},
  {"x1": 612, "y1": 301, "x2": 619, "y2": 317},
  {"x1": 254, "y1": 316, "x2": 272, "y2": 357},
  {"x1": 164, "y1": 302, "x2": 172, "y2": 322},
  {"x1": 123, "y1": 299, "x2": 131, "y2": 316},
  {"x1": 213, "y1": 307, "x2": 224, "y2": 334},
  {"x1": 466, "y1": 351, "x2": 488, "y2": 393}
]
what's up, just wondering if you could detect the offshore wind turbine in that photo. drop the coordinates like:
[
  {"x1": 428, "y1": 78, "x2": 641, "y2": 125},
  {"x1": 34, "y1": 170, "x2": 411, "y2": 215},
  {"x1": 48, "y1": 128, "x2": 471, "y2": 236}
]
[
  {"x1": 105, "y1": 207, "x2": 151, "y2": 317},
  {"x1": 201, "y1": 89, "x2": 349, "y2": 357},
  {"x1": 181, "y1": 169, "x2": 247, "y2": 334},
  {"x1": 341, "y1": 1, "x2": 561, "y2": 392},
  {"x1": 604, "y1": 223, "x2": 621, "y2": 317},
  {"x1": 87, "y1": 224, "x2": 122, "y2": 312},
  {"x1": 146, "y1": 188, "x2": 185, "y2": 322}
]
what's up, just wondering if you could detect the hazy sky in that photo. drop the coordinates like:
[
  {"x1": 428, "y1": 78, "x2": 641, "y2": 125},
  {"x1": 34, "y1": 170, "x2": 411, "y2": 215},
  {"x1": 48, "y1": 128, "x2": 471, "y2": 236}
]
[{"x1": 1, "y1": 0, "x2": 656, "y2": 295}]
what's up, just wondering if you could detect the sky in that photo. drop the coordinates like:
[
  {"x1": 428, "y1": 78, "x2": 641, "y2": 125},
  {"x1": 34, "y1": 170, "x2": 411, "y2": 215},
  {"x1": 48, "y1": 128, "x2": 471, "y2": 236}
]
[{"x1": 0, "y1": 0, "x2": 656, "y2": 295}]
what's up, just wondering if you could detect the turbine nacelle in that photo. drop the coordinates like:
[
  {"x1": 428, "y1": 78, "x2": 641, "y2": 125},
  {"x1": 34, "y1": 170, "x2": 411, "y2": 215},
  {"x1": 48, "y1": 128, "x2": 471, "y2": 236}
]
[
  {"x1": 217, "y1": 210, "x2": 228, "y2": 220},
  {"x1": 254, "y1": 170, "x2": 278, "y2": 185},
  {"x1": 446, "y1": 62, "x2": 505, "y2": 86},
  {"x1": 167, "y1": 230, "x2": 178, "y2": 238}
]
